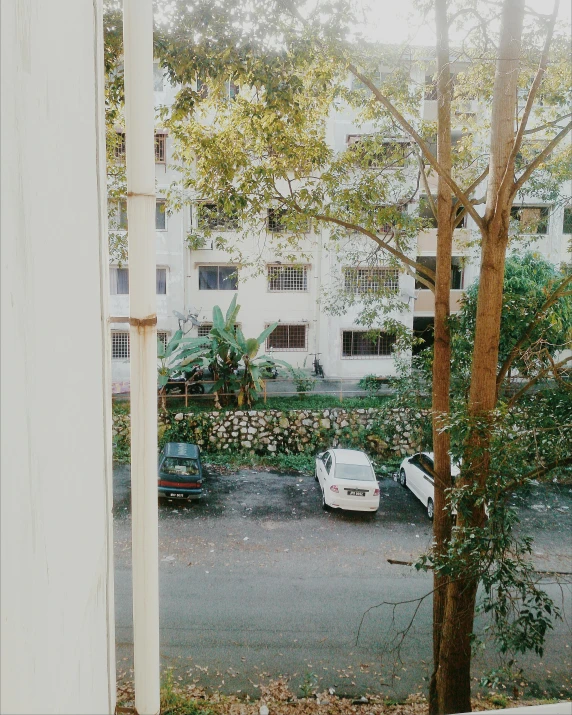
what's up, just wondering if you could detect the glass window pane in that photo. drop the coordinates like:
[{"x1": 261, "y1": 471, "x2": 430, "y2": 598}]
[
  {"x1": 563, "y1": 208, "x2": 572, "y2": 234},
  {"x1": 219, "y1": 266, "x2": 238, "y2": 290},
  {"x1": 156, "y1": 268, "x2": 167, "y2": 295},
  {"x1": 199, "y1": 266, "x2": 219, "y2": 290},
  {"x1": 156, "y1": 201, "x2": 166, "y2": 230},
  {"x1": 117, "y1": 268, "x2": 129, "y2": 294}
]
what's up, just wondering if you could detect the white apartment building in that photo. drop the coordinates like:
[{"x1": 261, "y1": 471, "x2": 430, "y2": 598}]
[{"x1": 109, "y1": 59, "x2": 572, "y2": 393}]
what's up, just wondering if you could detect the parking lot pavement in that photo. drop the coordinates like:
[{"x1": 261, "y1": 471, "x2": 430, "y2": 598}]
[{"x1": 113, "y1": 464, "x2": 572, "y2": 700}]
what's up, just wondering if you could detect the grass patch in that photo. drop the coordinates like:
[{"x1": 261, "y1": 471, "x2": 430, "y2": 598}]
[
  {"x1": 116, "y1": 393, "x2": 393, "y2": 415},
  {"x1": 162, "y1": 671, "x2": 213, "y2": 715}
]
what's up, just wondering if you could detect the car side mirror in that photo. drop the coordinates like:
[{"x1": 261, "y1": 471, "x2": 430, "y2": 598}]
[{"x1": 317, "y1": 452, "x2": 324, "y2": 460}]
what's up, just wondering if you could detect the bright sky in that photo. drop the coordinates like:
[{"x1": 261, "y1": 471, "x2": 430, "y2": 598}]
[{"x1": 354, "y1": 0, "x2": 571, "y2": 45}]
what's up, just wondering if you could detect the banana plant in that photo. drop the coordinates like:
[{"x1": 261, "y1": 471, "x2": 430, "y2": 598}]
[
  {"x1": 157, "y1": 330, "x2": 210, "y2": 409},
  {"x1": 209, "y1": 296, "x2": 288, "y2": 407}
]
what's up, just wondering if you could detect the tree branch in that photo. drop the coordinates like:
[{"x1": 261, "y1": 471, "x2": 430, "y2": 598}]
[
  {"x1": 507, "y1": 355, "x2": 572, "y2": 408},
  {"x1": 522, "y1": 112, "x2": 572, "y2": 135},
  {"x1": 511, "y1": 0, "x2": 560, "y2": 160},
  {"x1": 496, "y1": 272, "x2": 572, "y2": 389},
  {"x1": 347, "y1": 63, "x2": 485, "y2": 232},
  {"x1": 512, "y1": 120, "x2": 572, "y2": 196},
  {"x1": 418, "y1": 154, "x2": 437, "y2": 219}
]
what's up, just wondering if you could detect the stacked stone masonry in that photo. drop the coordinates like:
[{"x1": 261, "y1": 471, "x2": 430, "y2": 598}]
[{"x1": 112, "y1": 407, "x2": 430, "y2": 459}]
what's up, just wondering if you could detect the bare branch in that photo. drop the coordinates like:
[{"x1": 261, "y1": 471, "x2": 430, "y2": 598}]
[
  {"x1": 512, "y1": 120, "x2": 572, "y2": 196},
  {"x1": 507, "y1": 354, "x2": 572, "y2": 407},
  {"x1": 347, "y1": 63, "x2": 485, "y2": 232},
  {"x1": 511, "y1": 0, "x2": 560, "y2": 160},
  {"x1": 522, "y1": 112, "x2": 572, "y2": 135},
  {"x1": 418, "y1": 154, "x2": 437, "y2": 219}
]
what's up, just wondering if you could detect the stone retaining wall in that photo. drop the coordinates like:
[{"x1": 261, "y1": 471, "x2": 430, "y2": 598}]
[{"x1": 112, "y1": 406, "x2": 431, "y2": 461}]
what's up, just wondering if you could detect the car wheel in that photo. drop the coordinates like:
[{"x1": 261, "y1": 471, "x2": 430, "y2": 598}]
[
  {"x1": 399, "y1": 468, "x2": 407, "y2": 487},
  {"x1": 427, "y1": 498, "x2": 434, "y2": 520}
]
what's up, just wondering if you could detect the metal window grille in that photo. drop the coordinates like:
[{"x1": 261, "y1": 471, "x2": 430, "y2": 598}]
[
  {"x1": 342, "y1": 331, "x2": 396, "y2": 358},
  {"x1": 197, "y1": 324, "x2": 212, "y2": 337},
  {"x1": 111, "y1": 332, "x2": 130, "y2": 359},
  {"x1": 267, "y1": 265, "x2": 308, "y2": 292},
  {"x1": 155, "y1": 134, "x2": 166, "y2": 163},
  {"x1": 158, "y1": 331, "x2": 168, "y2": 349},
  {"x1": 114, "y1": 133, "x2": 126, "y2": 160},
  {"x1": 266, "y1": 324, "x2": 307, "y2": 351},
  {"x1": 267, "y1": 208, "x2": 288, "y2": 233},
  {"x1": 197, "y1": 203, "x2": 239, "y2": 231},
  {"x1": 344, "y1": 268, "x2": 399, "y2": 294}
]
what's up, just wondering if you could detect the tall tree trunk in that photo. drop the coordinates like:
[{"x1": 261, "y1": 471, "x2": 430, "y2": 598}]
[
  {"x1": 433, "y1": 1, "x2": 525, "y2": 712},
  {"x1": 429, "y1": 0, "x2": 454, "y2": 712}
]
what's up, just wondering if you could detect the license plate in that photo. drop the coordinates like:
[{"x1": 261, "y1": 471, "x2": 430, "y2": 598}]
[
  {"x1": 346, "y1": 490, "x2": 366, "y2": 497},
  {"x1": 168, "y1": 492, "x2": 185, "y2": 498}
]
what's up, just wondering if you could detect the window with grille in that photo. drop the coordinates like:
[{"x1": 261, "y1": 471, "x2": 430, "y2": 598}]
[
  {"x1": 111, "y1": 332, "x2": 130, "y2": 359},
  {"x1": 266, "y1": 324, "x2": 307, "y2": 351},
  {"x1": 196, "y1": 203, "x2": 239, "y2": 231},
  {"x1": 510, "y1": 206, "x2": 550, "y2": 235},
  {"x1": 267, "y1": 265, "x2": 308, "y2": 292},
  {"x1": 344, "y1": 267, "x2": 399, "y2": 294},
  {"x1": 347, "y1": 135, "x2": 411, "y2": 168},
  {"x1": 197, "y1": 324, "x2": 212, "y2": 337},
  {"x1": 156, "y1": 268, "x2": 167, "y2": 295},
  {"x1": 157, "y1": 331, "x2": 168, "y2": 349},
  {"x1": 156, "y1": 200, "x2": 166, "y2": 230},
  {"x1": 198, "y1": 323, "x2": 239, "y2": 337},
  {"x1": 114, "y1": 133, "x2": 126, "y2": 160},
  {"x1": 267, "y1": 208, "x2": 289, "y2": 233},
  {"x1": 198, "y1": 265, "x2": 238, "y2": 290},
  {"x1": 564, "y1": 208, "x2": 572, "y2": 234},
  {"x1": 155, "y1": 134, "x2": 166, "y2": 163},
  {"x1": 342, "y1": 331, "x2": 396, "y2": 358},
  {"x1": 110, "y1": 267, "x2": 129, "y2": 295}
]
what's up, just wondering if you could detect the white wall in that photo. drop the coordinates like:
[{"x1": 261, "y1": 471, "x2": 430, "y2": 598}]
[{"x1": 0, "y1": 1, "x2": 115, "y2": 713}]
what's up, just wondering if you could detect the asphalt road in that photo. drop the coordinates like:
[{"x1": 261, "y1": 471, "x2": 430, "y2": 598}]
[{"x1": 114, "y1": 464, "x2": 572, "y2": 700}]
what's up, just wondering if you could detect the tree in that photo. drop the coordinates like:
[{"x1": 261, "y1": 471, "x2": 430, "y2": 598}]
[{"x1": 105, "y1": 0, "x2": 571, "y2": 711}]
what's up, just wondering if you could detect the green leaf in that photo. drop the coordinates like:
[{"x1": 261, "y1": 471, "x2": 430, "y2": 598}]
[{"x1": 256, "y1": 322, "x2": 278, "y2": 346}]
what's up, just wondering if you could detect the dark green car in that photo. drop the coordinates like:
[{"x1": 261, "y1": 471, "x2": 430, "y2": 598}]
[{"x1": 158, "y1": 442, "x2": 204, "y2": 500}]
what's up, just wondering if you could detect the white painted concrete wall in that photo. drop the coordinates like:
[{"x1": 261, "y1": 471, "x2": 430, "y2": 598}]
[{"x1": 0, "y1": 1, "x2": 115, "y2": 713}]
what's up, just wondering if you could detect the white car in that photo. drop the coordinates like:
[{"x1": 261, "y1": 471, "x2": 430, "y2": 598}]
[
  {"x1": 398, "y1": 452, "x2": 460, "y2": 520},
  {"x1": 315, "y1": 449, "x2": 380, "y2": 513}
]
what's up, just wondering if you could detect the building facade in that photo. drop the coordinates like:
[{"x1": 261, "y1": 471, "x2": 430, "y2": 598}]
[{"x1": 109, "y1": 60, "x2": 572, "y2": 392}]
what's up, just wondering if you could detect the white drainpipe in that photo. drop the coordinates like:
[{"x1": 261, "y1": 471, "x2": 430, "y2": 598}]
[{"x1": 123, "y1": 0, "x2": 160, "y2": 713}]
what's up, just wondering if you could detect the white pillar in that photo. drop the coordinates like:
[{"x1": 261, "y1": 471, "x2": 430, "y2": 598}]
[{"x1": 123, "y1": 0, "x2": 160, "y2": 712}]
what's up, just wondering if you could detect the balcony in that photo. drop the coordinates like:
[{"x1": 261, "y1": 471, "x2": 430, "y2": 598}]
[
  {"x1": 417, "y1": 228, "x2": 471, "y2": 254},
  {"x1": 414, "y1": 289, "x2": 465, "y2": 314}
]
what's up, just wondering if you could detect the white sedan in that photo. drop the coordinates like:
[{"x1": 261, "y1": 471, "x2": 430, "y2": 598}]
[
  {"x1": 315, "y1": 449, "x2": 380, "y2": 513},
  {"x1": 398, "y1": 452, "x2": 460, "y2": 520}
]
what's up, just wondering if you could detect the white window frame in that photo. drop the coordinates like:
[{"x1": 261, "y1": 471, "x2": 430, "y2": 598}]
[
  {"x1": 154, "y1": 133, "x2": 167, "y2": 163},
  {"x1": 110, "y1": 266, "x2": 129, "y2": 295},
  {"x1": 198, "y1": 264, "x2": 239, "y2": 291}
]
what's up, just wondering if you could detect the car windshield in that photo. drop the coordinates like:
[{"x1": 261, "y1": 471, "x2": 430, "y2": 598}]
[
  {"x1": 336, "y1": 463, "x2": 376, "y2": 481},
  {"x1": 162, "y1": 457, "x2": 200, "y2": 476}
]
